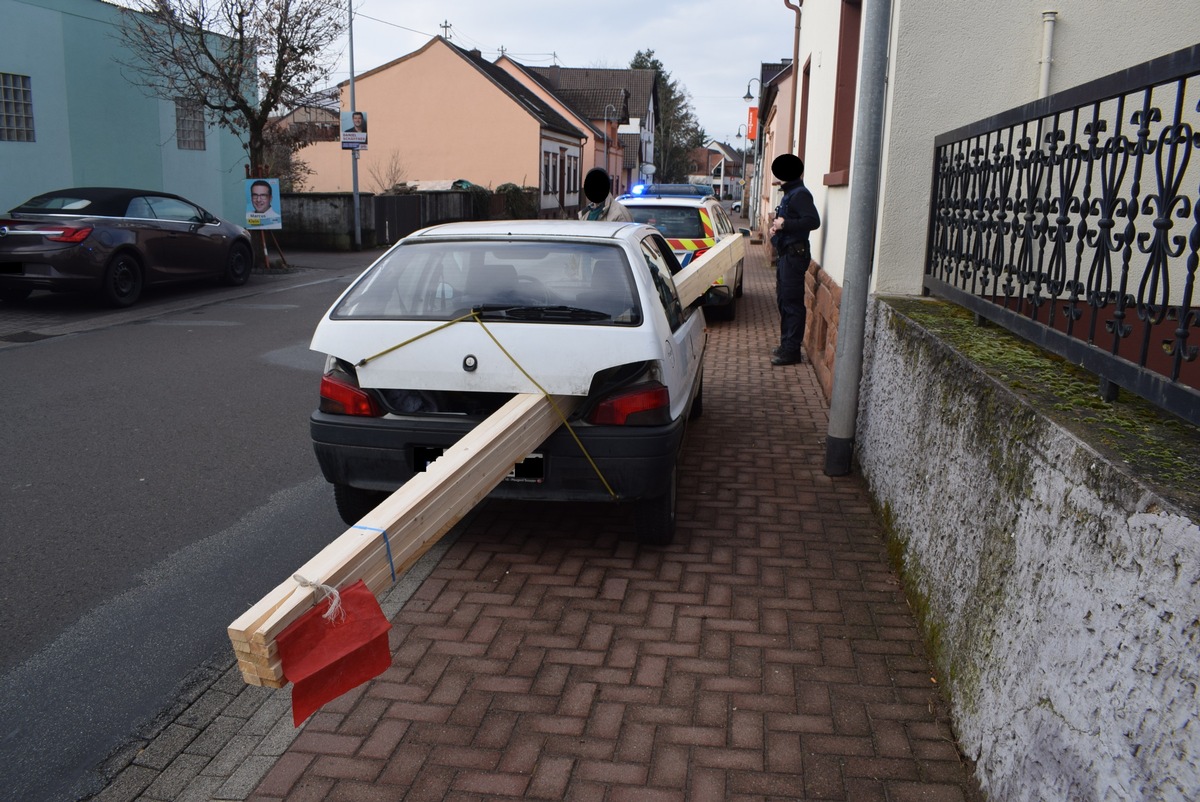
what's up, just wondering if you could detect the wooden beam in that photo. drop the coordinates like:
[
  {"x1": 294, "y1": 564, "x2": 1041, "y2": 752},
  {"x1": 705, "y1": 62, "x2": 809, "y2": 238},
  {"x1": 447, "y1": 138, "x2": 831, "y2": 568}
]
[
  {"x1": 673, "y1": 232, "x2": 745, "y2": 307},
  {"x1": 228, "y1": 392, "x2": 581, "y2": 685}
]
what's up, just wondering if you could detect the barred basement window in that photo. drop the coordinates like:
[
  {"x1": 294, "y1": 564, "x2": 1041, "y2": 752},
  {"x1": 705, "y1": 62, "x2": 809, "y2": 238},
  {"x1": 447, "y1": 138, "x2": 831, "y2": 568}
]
[
  {"x1": 0, "y1": 73, "x2": 35, "y2": 142},
  {"x1": 175, "y1": 98, "x2": 206, "y2": 150}
]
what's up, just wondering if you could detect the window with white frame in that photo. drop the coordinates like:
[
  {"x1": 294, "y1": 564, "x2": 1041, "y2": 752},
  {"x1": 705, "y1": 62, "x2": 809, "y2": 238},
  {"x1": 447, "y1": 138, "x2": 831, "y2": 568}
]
[
  {"x1": 175, "y1": 98, "x2": 207, "y2": 150},
  {"x1": 543, "y1": 152, "x2": 552, "y2": 194},
  {"x1": 0, "y1": 73, "x2": 35, "y2": 142}
]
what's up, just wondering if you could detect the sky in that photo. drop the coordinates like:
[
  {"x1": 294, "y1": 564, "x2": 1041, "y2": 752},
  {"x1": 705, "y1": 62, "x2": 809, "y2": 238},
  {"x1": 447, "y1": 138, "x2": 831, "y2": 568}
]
[{"x1": 323, "y1": 0, "x2": 797, "y2": 152}]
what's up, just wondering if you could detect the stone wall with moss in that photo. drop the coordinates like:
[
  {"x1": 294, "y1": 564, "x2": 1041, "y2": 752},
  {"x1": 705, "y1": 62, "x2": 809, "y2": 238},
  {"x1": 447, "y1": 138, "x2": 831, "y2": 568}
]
[{"x1": 856, "y1": 296, "x2": 1199, "y2": 801}]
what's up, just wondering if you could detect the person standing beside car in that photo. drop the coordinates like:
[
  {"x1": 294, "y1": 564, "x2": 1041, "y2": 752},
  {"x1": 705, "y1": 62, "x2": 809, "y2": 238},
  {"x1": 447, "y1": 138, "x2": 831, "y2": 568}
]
[
  {"x1": 578, "y1": 168, "x2": 632, "y2": 222},
  {"x1": 767, "y1": 154, "x2": 820, "y2": 366}
]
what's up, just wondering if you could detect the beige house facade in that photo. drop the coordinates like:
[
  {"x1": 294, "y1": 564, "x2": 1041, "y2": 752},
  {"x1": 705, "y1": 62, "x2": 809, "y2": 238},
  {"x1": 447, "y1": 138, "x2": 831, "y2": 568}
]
[
  {"x1": 492, "y1": 57, "x2": 624, "y2": 195},
  {"x1": 523, "y1": 66, "x2": 659, "y2": 194},
  {"x1": 296, "y1": 37, "x2": 586, "y2": 216}
]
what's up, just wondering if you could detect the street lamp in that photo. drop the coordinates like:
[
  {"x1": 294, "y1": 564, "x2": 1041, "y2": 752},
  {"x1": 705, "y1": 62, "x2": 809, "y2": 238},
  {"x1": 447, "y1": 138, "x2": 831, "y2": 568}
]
[
  {"x1": 735, "y1": 125, "x2": 750, "y2": 216},
  {"x1": 744, "y1": 77, "x2": 761, "y2": 103}
]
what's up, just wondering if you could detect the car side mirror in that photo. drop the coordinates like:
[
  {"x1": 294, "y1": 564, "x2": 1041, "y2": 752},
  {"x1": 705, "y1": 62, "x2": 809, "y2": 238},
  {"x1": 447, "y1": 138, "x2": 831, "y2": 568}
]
[{"x1": 690, "y1": 284, "x2": 733, "y2": 310}]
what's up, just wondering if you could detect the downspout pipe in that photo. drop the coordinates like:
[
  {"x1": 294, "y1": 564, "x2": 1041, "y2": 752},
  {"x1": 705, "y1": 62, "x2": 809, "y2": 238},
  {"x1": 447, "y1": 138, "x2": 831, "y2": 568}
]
[
  {"x1": 783, "y1": 0, "x2": 802, "y2": 153},
  {"x1": 824, "y1": 0, "x2": 893, "y2": 476},
  {"x1": 1039, "y1": 11, "x2": 1057, "y2": 98}
]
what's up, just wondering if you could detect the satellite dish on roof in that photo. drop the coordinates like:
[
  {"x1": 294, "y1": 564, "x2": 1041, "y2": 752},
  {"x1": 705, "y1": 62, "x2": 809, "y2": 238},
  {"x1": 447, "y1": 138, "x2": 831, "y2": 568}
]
[{"x1": 641, "y1": 163, "x2": 656, "y2": 175}]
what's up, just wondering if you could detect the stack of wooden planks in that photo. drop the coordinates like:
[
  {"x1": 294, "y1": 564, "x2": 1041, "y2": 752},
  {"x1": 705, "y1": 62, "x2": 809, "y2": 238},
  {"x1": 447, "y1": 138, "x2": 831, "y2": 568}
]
[
  {"x1": 228, "y1": 392, "x2": 580, "y2": 687},
  {"x1": 226, "y1": 234, "x2": 742, "y2": 688}
]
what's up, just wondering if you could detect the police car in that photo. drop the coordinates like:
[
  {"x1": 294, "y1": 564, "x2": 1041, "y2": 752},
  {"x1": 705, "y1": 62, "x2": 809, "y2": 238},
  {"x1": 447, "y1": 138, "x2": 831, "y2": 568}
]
[{"x1": 619, "y1": 191, "x2": 744, "y2": 320}]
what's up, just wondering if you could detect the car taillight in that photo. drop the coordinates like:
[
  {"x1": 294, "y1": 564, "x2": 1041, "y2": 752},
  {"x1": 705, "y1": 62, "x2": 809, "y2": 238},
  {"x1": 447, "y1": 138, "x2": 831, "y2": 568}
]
[
  {"x1": 45, "y1": 226, "x2": 94, "y2": 243},
  {"x1": 319, "y1": 373, "x2": 382, "y2": 417},
  {"x1": 586, "y1": 381, "x2": 671, "y2": 425},
  {"x1": 692, "y1": 246, "x2": 710, "y2": 260}
]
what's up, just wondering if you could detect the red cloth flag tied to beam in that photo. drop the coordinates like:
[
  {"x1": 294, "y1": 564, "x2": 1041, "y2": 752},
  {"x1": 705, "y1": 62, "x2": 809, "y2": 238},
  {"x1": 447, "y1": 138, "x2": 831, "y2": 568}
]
[{"x1": 275, "y1": 577, "x2": 392, "y2": 726}]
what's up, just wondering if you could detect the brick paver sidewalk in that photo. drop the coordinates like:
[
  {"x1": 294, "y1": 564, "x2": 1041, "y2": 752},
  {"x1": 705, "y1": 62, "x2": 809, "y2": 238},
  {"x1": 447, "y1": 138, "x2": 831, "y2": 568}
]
[{"x1": 249, "y1": 241, "x2": 984, "y2": 801}]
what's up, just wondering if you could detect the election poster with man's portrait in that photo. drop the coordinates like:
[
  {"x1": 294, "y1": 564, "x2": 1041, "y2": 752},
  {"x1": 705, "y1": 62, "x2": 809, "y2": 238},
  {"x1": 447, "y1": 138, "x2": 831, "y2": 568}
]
[
  {"x1": 342, "y1": 111, "x2": 368, "y2": 150},
  {"x1": 245, "y1": 178, "x2": 282, "y2": 230}
]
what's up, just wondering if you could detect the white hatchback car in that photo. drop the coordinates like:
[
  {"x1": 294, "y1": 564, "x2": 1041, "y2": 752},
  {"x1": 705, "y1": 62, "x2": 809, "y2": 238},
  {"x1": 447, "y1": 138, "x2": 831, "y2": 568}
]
[{"x1": 309, "y1": 219, "x2": 716, "y2": 545}]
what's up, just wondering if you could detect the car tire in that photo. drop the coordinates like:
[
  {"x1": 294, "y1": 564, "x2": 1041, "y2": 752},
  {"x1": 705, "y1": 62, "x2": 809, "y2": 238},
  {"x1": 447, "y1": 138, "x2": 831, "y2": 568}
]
[
  {"x1": 0, "y1": 287, "x2": 33, "y2": 304},
  {"x1": 102, "y1": 252, "x2": 144, "y2": 307},
  {"x1": 222, "y1": 242, "x2": 253, "y2": 286},
  {"x1": 735, "y1": 262, "x2": 744, "y2": 298},
  {"x1": 634, "y1": 463, "x2": 677, "y2": 546},
  {"x1": 333, "y1": 483, "x2": 387, "y2": 525}
]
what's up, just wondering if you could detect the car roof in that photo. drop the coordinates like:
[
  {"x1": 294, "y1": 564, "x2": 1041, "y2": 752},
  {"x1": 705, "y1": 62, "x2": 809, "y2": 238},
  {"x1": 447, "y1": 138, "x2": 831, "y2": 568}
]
[
  {"x1": 620, "y1": 195, "x2": 715, "y2": 208},
  {"x1": 631, "y1": 183, "x2": 711, "y2": 196},
  {"x1": 406, "y1": 219, "x2": 648, "y2": 241},
  {"x1": 10, "y1": 187, "x2": 192, "y2": 216}
]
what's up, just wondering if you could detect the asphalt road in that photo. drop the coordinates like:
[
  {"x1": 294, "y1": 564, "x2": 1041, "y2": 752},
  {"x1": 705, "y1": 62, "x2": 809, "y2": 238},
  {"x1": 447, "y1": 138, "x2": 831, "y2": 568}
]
[{"x1": 0, "y1": 269, "x2": 367, "y2": 800}]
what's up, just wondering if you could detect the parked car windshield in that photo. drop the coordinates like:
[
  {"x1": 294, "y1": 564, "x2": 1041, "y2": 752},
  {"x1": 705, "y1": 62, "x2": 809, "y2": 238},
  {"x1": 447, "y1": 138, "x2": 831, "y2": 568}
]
[
  {"x1": 331, "y1": 240, "x2": 643, "y2": 325},
  {"x1": 626, "y1": 206, "x2": 704, "y2": 239}
]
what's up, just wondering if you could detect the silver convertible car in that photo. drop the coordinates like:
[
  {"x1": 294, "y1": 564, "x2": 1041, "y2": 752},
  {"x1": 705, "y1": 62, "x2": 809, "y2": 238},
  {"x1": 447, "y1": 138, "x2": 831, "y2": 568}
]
[
  {"x1": 0, "y1": 187, "x2": 253, "y2": 307},
  {"x1": 309, "y1": 219, "x2": 716, "y2": 545}
]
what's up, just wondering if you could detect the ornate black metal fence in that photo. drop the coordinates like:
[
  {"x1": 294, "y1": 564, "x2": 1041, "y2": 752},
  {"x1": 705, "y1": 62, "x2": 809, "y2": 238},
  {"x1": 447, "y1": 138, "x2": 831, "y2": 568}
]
[{"x1": 925, "y1": 44, "x2": 1200, "y2": 426}]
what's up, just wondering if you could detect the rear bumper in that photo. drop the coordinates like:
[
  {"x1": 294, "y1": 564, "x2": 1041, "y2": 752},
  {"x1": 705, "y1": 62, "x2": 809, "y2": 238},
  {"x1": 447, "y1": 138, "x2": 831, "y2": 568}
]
[
  {"x1": 0, "y1": 247, "x2": 104, "y2": 293},
  {"x1": 311, "y1": 411, "x2": 685, "y2": 502}
]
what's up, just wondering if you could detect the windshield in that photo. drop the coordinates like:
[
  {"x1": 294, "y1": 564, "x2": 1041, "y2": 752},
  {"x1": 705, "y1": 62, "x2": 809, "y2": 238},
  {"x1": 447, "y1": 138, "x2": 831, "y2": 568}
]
[
  {"x1": 331, "y1": 240, "x2": 643, "y2": 325},
  {"x1": 626, "y1": 206, "x2": 705, "y2": 239}
]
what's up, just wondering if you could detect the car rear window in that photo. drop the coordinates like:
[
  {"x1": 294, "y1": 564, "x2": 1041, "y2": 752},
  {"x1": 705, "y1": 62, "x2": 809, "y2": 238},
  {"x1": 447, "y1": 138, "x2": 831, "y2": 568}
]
[
  {"x1": 11, "y1": 195, "x2": 98, "y2": 213},
  {"x1": 626, "y1": 206, "x2": 705, "y2": 239},
  {"x1": 331, "y1": 240, "x2": 643, "y2": 325}
]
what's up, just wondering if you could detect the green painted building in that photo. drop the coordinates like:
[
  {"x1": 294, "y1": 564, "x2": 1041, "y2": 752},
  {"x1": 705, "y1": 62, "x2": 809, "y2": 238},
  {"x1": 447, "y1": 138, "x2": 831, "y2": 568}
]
[{"x1": 1, "y1": 0, "x2": 247, "y2": 219}]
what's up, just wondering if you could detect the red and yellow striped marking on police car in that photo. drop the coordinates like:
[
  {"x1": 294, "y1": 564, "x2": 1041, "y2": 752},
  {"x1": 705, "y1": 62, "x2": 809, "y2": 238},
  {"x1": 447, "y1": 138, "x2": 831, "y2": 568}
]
[{"x1": 668, "y1": 208, "x2": 716, "y2": 267}]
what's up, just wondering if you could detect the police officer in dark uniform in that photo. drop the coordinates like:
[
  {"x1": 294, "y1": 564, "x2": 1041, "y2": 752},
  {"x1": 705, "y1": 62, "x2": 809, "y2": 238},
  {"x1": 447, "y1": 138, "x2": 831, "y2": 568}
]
[{"x1": 767, "y1": 154, "x2": 820, "y2": 365}]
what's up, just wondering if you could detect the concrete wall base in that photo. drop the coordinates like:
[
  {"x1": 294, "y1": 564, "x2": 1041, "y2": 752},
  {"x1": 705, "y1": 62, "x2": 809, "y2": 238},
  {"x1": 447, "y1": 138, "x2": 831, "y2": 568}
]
[{"x1": 856, "y1": 296, "x2": 1199, "y2": 802}]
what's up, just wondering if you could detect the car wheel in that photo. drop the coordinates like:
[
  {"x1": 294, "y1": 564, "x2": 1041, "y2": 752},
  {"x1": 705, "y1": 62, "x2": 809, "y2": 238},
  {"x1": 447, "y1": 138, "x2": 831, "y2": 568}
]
[
  {"x1": 634, "y1": 462, "x2": 677, "y2": 546},
  {"x1": 222, "y1": 241, "x2": 253, "y2": 286},
  {"x1": 690, "y1": 377, "x2": 704, "y2": 419},
  {"x1": 735, "y1": 262, "x2": 744, "y2": 298},
  {"x1": 102, "y1": 252, "x2": 144, "y2": 307},
  {"x1": 333, "y1": 483, "x2": 387, "y2": 525},
  {"x1": 0, "y1": 287, "x2": 32, "y2": 304}
]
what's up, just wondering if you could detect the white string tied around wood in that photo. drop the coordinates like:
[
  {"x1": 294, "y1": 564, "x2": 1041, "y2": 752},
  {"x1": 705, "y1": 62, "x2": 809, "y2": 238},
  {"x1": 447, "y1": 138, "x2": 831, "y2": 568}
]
[{"x1": 293, "y1": 575, "x2": 347, "y2": 624}]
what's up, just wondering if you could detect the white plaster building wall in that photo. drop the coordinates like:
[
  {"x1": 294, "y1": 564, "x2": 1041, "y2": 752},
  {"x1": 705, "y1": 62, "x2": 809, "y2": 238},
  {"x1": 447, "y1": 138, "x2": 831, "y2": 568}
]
[
  {"x1": 874, "y1": 0, "x2": 1200, "y2": 295},
  {"x1": 856, "y1": 298, "x2": 1200, "y2": 801},
  {"x1": 791, "y1": 0, "x2": 845, "y2": 276}
]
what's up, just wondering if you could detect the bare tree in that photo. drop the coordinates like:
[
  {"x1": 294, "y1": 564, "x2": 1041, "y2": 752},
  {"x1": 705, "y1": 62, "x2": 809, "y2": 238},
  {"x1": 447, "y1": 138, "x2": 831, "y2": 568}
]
[
  {"x1": 115, "y1": 0, "x2": 347, "y2": 176},
  {"x1": 366, "y1": 150, "x2": 408, "y2": 194}
]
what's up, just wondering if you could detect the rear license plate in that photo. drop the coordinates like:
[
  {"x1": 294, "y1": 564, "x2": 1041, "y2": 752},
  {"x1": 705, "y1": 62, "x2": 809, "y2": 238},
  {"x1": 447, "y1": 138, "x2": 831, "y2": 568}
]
[
  {"x1": 414, "y1": 447, "x2": 544, "y2": 484},
  {"x1": 505, "y1": 453, "x2": 544, "y2": 483}
]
